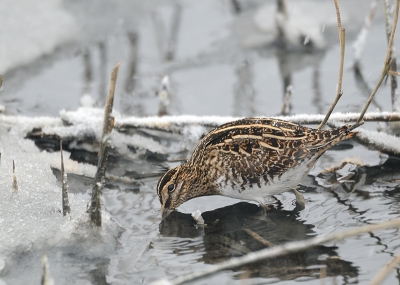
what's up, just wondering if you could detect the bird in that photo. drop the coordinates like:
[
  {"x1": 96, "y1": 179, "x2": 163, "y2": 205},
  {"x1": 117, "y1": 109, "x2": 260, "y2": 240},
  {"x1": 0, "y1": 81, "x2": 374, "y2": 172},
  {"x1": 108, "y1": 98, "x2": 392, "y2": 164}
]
[{"x1": 157, "y1": 117, "x2": 357, "y2": 212}]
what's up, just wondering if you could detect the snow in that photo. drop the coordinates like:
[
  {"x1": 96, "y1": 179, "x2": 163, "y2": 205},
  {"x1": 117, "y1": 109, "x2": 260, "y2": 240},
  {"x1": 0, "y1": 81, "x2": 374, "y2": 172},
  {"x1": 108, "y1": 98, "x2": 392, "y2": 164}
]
[
  {"x1": 117, "y1": 111, "x2": 400, "y2": 130},
  {"x1": 356, "y1": 128, "x2": 400, "y2": 155},
  {"x1": 0, "y1": 116, "x2": 120, "y2": 284},
  {"x1": 191, "y1": 210, "x2": 205, "y2": 225},
  {"x1": 0, "y1": 0, "x2": 79, "y2": 74},
  {"x1": 49, "y1": 151, "x2": 97, "y2": 179}
]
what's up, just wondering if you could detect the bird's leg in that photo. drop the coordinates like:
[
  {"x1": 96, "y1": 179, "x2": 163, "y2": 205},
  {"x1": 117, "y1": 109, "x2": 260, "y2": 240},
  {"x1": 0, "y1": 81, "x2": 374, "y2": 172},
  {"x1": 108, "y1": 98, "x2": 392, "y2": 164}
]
[{"x1": 292, "y1": 188, "x2": 306, "y2": 211}]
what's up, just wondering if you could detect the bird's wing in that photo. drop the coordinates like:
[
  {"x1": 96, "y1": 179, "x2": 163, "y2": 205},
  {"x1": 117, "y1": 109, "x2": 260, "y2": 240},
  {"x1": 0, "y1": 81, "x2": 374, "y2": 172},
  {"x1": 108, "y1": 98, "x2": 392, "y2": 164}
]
[{"x1": 190, "y1": 118, "x2": 312, "y2": 177}]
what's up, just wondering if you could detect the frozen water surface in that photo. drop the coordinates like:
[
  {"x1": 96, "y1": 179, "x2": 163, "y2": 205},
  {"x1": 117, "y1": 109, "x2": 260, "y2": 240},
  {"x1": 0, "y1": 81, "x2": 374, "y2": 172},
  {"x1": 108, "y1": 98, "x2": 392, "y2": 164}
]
[{"x1": 1, "y1": 0, "x2": 400, "y2": 284}]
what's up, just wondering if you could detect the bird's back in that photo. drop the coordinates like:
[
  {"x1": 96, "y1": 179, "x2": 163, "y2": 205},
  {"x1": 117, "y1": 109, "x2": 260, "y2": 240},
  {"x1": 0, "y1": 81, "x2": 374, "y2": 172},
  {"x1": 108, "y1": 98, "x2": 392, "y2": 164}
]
[{"x1": 187, "y1": 118, "x2": 356, "y2": 198}]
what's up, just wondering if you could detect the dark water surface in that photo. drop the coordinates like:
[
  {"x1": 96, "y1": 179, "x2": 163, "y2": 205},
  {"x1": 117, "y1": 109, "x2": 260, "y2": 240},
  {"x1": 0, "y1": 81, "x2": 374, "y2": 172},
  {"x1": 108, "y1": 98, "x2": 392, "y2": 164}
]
[{"x1": 2, "y1": 0, "x2": 400, "y2": 284}]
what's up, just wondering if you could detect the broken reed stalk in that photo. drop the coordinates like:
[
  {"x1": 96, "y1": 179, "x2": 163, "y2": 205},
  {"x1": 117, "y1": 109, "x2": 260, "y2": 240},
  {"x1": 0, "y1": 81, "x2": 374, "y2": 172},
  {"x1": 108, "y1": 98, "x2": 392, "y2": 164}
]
[
  {"x1": 12, "y1": 160, "x2": 18, "y2": 194},
  {"x1": 317, "y1": 0, "x2": 345, "y2": 129},
  {"x1": 41, "y1": 254, "x2": 53, "y2": 285},
  {"x1": 354, "y1": 0, "x2": 400, "y2": 128},
  {"x1": 383, "y1": 0, "x2": 400, "y2": 112},
  {"x1": 243, "y1": 229, "x2": 275, "y2": 247},
  {"x1": 60, "y1": 140, "x2": 70, "y2": 216},
  {"x1": 152, "y1": 218, "x2": 400, "y2": 285},
  {"x1": 165, "y1": 3, "x2": 182, "y2": 61},
  {"x1": 369, "y1": 250, "x2": 400, "y2": 285},
  {"x1": 280, "y1": 85, "x2": 292, "y2": 115},
  {"x1": 88, "y1": 62, "x2": 120, "y2": 227}
]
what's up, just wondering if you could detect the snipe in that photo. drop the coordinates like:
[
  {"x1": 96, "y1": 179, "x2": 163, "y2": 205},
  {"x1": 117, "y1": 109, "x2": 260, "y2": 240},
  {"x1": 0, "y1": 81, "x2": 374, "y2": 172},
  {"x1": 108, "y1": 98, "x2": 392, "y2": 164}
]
[{"x1": 157, "y1": 118, "x2": 357, "y2": 211}]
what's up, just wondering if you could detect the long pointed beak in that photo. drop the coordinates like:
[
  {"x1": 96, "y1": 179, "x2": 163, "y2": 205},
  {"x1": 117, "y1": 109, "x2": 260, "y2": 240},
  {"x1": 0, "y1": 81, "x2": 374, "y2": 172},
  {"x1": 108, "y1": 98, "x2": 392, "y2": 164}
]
[
  {"x1": 158, "y1": 199, "x2": 173, "y2": 221},
  {"x1": 161, "y1": 208, "x2": 173, "y2": 220}
]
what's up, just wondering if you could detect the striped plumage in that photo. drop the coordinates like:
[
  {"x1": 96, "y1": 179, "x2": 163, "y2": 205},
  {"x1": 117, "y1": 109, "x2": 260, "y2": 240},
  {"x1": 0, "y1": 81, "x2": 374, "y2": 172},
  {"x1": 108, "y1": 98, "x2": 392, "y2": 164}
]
[{"x1": 157, "y1": 118, "x2": 357, "y2": 211}]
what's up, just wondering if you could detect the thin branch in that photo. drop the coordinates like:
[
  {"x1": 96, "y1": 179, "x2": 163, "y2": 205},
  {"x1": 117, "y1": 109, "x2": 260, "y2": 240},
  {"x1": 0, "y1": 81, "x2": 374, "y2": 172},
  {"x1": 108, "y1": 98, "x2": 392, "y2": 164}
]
[
  {"x1": 165, "y1": 2, "x2": 182, "y2": 61},
  {"x1": 41, "y1": 254, "x2": 53, "y2": 285},
  {"x1": 355, "y1": 0, "x2": 400, "y2": 127},
  {"x1": 369, "y1": 250, "x2": 400, "y2": 285},
  {"x1": 60, "y1": 140, "x2": 70, "y2": 216},
  {"x1": 12, "y1": 160, "x2": 18, "y2": 194},
  {"x1": 280, "y1": 85, "x2": 292, "y2": 115},
  {"x1": 388, "y1": 70, "x2": 400, "y2": 77},
  {"x1": 88, "y1": 62, "x2": 120, "y2": 227},
  {"x1": 383, "y1": 0, "x2": 400, "y2": 112},
  {"x1": 243, "y1": 229, "x2": 275, "y2": 247},
  {"x1": 151, "y1": 218, "x2": 400, "y2": 285},
  {"x1": 317, "y1": 0, "x2": 345, "y2": 129}
]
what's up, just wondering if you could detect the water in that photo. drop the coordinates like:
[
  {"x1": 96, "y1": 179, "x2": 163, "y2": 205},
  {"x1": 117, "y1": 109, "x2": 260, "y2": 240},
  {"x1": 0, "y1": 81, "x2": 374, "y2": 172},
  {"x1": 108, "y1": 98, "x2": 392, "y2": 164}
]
[{"x1": 1, "y1": 0, "x2": 400, "y2": 284}]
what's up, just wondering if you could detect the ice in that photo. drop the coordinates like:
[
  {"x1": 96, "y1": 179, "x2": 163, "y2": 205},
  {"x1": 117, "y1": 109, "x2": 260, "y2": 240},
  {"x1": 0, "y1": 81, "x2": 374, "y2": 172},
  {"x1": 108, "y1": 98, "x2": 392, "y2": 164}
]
[
  {"x1": 0, "y1": 0, "x2": 78, "y2": 74},
  {"x1": 0, "y1": 116, "x2": 120, "y2": 283},
  {"x1": 191, "y1": 210, "x2": 205, "y2": 225},
  {"x1": 49, "y1": 151, "x2": 96, "y2": 178}
]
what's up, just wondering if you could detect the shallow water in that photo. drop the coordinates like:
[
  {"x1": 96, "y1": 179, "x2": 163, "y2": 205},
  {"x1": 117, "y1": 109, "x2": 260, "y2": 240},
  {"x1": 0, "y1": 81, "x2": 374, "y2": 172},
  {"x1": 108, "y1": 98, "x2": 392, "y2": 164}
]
[{"x1": 1, "y1": 0, "x2": 400, "y2": 284}]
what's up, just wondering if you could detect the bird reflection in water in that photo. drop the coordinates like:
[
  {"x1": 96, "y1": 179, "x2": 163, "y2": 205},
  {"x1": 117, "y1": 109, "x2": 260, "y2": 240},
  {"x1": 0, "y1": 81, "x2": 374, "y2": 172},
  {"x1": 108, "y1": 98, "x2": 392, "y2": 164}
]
[{"x1": 159, "y1": 202, "x2": 358, "y2": 281}]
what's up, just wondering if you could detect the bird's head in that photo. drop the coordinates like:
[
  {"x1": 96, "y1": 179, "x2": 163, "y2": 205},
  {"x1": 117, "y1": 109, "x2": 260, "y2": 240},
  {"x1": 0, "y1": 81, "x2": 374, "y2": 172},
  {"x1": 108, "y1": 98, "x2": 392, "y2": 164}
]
[{"x1": 157, "y1": 165, "x2": 190, "y2": 212}]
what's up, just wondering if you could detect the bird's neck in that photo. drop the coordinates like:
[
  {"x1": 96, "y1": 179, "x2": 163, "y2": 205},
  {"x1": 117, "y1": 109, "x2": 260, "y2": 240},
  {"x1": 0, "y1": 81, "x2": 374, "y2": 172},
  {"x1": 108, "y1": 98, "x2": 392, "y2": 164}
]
[{"x1": 185, "y1": 166, "x2": 220, "y2": 200}]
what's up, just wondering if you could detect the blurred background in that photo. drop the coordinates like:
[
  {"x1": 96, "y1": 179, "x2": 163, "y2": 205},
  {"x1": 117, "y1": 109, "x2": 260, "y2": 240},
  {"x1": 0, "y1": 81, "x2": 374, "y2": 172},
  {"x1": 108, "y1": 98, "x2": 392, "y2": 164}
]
[{"x1": 0, "y1": 0, "x2": 394, "y2": 119}]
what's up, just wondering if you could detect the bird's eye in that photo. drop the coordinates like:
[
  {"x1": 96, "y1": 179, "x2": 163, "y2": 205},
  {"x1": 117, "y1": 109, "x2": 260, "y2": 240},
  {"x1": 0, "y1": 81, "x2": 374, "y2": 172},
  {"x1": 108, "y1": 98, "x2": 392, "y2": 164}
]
[{"x1": 167, "y1": 184, "x2": 175, "y2": 192}]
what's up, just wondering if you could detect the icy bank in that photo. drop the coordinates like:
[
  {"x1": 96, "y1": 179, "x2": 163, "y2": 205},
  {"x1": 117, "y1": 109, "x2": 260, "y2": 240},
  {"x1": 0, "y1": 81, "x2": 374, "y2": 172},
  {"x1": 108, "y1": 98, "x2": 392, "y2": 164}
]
[
  {"x1": 0, "y1": 118, "x2": 120, "y2": 284},
  {"x1": 0, "y1": 0, "x2": 78, "y2": 74}
]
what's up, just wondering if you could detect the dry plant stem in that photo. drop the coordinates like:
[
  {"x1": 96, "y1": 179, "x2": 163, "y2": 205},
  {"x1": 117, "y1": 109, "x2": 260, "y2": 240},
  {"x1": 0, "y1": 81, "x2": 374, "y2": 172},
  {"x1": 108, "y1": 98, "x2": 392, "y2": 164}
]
[
  {"x1": 243, "y1": 229, "x2": 275, "y2": 247},
  {"x1": 389, "y1": 70, "x2": 400, "y2": 76},
  {"x1": 156, "y1": 218, "x2": 400, "y2": 285},
  {"x1": 60, "y1": 140, "x2": 70, "y2": 216},
  {"x1": 0, "y1": 75, "x2": 2, "y2": 89},
  {"x1": 41, "y1": 254, "x2": 51, "y2": 285},
  {"x1": 280, "y1": 86, "x2": 292, "y2": 115},
  {"x1": 317, "y1": 0, "x2": 345, "y2": 129},
  {"x1": 383, "y1": 0, "x2": 400, "y2": 112},
  {"x1": 88, "y1": 62, "x2": 120, "y2": 227},
  {"x1": 369, "y1": 250, "x2": 400, "y2": 285},
  {"x1": 165, "y1": 2, "x2": 182, "y2": 61},
  {"x1": 355, "y1": 0, "x2": 400, "y2": 126},
  {"x1": 12, "y1": 160, "x2": 18, "y2": 194}
]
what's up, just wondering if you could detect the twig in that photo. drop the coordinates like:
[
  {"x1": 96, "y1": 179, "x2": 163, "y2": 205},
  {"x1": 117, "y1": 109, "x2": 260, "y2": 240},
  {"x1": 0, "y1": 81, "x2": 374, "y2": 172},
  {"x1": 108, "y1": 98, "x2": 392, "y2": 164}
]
[
  {"x1": 88, "y1": 62, "x2": 120, "y2": 227},
  {"x1": 317, "y1": 0, "x2": 345, "y2": 129},
  {"x1": 165, "y1": 2, "x2": 182, "y2": 61},
  {"x1": 41, "y1": 254, "x2": 53, "y2": 285},
  {"x1": 354, "y1": 0, "x2": 400, "y2": 127},
  {"x1": 369, "y1": 250, "x2": 400, "y2": 285},
  {"x1": 383, "y1": 0, "x2": 400, "y2": 112},
  {"x1": 0, "y1": 75, "x2": 2, "y2": 89},
  {"x1": 158, "y1": 75, "x2": 170, "y2": 116},
  {"x1": 388, "y1": 70, "x2": 400, "y2": 77},
  {"x1": 60, "y1": 140, "x2": 70, "y2": 216},
  {"x1": 280, "y1": 85, "x2": 292, "y2": 115},
  {"x1": 243, "y1": 229, "x2": 275, "y2": 247},
  {"x1": 124, "y1": 32, "x2": 138, "y2": 94},
  {"x1": 151, "y1": 218, "x2": 400, "y2": 285},
  {"x1": 12, "y1": 160, "x2": 18, "y2": 194}
]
